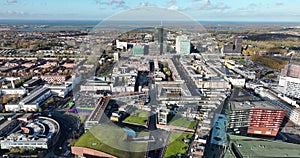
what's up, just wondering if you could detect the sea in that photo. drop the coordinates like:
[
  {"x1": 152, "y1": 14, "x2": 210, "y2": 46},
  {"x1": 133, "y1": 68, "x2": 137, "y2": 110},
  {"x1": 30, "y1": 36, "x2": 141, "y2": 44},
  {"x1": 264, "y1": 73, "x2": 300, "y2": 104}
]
[{"x1": 0, "y1": 19, "x2": 300, "y2": 32}]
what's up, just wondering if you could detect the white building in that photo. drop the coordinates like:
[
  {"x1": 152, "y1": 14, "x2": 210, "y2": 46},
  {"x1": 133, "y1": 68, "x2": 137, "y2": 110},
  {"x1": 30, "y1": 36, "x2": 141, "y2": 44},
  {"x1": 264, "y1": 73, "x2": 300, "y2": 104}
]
[
  {"x1": 5, "y1": 86, "x2": 52, "y2": 112},
  {"x1": 255, "y1": 87, "x2": 300, "y2": 126},
  {"x1": 176, "y1": 36, "x2": 191, "y2": 55},
  {"x1": 114, "y1": 52, "x2": 119, "y2": 61},
  {"x1": 116, "y1": 40, "x2": 127, "y2": 50},
  {"x1": 228, "y1": 77, "x2": 245, "y2": 87},
  {"x1": 48, "y1": 84, "x2": 72, "y2": 98},
  {"x1": 279, "y1": 76, "x2": 300, "y2": 99},
  {"x1": 157, "y1": 106, "x2": 169, "y2": 125},
  {"x1": 0, "y1": 88, "x2": 27, "y2": 96},
  {"x1": 80, "y1": 77, "x2": 113, "y2": 92}
]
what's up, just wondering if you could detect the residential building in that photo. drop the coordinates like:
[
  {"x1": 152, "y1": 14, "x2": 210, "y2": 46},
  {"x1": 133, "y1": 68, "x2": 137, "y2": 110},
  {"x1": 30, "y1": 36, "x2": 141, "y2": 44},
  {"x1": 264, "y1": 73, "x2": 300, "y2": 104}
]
[
  {"x1": 157, "y1": 106, "x2": 169, "y2": 125},
  {"x1": 229, "y1": 101, "x2": 286, "y2": 137}
]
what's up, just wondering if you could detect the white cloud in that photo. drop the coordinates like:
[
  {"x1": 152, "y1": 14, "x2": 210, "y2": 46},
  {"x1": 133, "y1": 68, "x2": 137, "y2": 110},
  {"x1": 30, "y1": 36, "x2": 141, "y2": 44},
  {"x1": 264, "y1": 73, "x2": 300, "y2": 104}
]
[
  {"x1": 139, "y1": 2, "x2": 150, "y2": 7},
  {"x1": 167, "y1": 0, "x2": 176, "y2": 5},
  {"x1": 6, "y1": 0, "x2": 17, "y2": 3},
  {"x1": 276, "y1": 2, "x2": 284, "y2": 6},
  {"x1": 196, "y1": 0, "x2": 230, "y2": 11},
  {"x1": 1, "y1": 10, "x2": 27, "y2": 15},
  {"x1": 168, "y1": 5, "x2": 179, "y2": 11}
]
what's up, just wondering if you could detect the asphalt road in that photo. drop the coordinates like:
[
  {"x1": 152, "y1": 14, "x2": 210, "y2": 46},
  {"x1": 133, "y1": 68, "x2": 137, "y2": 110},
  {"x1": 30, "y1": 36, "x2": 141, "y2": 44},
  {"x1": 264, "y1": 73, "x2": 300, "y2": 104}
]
[
  {"x1": 171, "y1": 56, "x2": 200, "y2": 96},
  {"x1": 44, "y1": 110, "x2": 80, "y2": 158}
]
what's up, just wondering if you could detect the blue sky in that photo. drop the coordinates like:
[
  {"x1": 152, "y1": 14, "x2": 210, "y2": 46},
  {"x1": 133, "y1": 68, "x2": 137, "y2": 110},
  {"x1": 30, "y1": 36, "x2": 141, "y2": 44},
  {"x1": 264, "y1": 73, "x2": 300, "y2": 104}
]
[{"x1": 0, "y1": 0, "x2": 299, "y2": 21}]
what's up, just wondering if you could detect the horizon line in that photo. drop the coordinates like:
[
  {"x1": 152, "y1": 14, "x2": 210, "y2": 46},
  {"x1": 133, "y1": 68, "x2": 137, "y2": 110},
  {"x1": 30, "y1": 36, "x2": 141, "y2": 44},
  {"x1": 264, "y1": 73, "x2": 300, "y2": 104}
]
[{"x1": 0, "y1": 19, "x2": 300, "y2": 23}]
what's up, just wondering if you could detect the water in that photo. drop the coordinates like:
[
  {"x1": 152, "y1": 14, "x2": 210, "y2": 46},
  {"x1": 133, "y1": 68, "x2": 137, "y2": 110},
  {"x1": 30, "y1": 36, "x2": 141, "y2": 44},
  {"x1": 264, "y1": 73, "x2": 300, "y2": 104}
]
[
  {"x1": 1, "y1": 19, "x2": 300, "y2": 26},
  {"x1": 1, "y1": 20, "x2": 299, "y2": 32}
]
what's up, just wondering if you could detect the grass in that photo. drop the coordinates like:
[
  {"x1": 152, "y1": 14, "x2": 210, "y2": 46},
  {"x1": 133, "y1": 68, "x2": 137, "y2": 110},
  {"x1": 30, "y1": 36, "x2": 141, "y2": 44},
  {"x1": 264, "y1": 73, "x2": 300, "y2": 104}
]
[
  {"x1": 123, "y1": 109, "x2": 149, "y2": 126},
  {"x1": 75, "y1": 124, "x2": 147, "y2": 158},
  {"x1": 169, "y1": 116, "x2": 197, "y2": 129},
  {"x1": 164, "y1": 132, "x2": 193, "y2": 158}
]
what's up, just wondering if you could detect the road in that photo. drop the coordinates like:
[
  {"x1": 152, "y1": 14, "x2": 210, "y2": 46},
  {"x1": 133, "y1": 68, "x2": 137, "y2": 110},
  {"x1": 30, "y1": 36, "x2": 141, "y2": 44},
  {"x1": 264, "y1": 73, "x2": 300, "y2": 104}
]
[
  {"x1": 171, "y1": 56, "x2": 200, "y2": 96},
  {"x1": 44, "y1": 110, "x2": 80, "y2": 157}
]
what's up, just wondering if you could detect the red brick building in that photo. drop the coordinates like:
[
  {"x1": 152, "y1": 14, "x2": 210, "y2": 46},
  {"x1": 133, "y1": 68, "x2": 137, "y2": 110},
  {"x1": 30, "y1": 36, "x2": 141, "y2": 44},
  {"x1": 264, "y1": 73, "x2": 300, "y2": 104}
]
[
  {"x1": 247, "y1": 108, "x2": 286, "y2": 136},
  {"x1": 229, "y1": 101, "x2": 286, "y2": 137}
]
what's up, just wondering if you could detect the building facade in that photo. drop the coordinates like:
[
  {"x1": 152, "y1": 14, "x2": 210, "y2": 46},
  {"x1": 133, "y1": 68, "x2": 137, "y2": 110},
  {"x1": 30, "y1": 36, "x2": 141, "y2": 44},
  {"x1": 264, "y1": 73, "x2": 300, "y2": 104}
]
[
  {"x1": 176, "y1": 36, "x2": 191, "y2": 55},
  {"x1": 229, "y1": 101, "x2": 286, "y2": 137},
  {"x1": 279, "y1": 76, "x2": 300, "y2": 99}
]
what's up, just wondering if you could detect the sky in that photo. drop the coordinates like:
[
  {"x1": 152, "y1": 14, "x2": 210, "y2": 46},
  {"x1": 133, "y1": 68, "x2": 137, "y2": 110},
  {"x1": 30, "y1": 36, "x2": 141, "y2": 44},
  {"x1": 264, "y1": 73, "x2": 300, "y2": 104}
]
[{"x1": 0, "y1": 0, "x2": 300, "y2": 22}]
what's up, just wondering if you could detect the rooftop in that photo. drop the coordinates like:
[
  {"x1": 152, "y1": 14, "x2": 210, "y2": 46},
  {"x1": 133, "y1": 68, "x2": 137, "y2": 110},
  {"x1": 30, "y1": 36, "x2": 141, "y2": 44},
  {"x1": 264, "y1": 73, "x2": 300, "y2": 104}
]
[
  {"x1": 21, "y1": 86, "x2": 50, "y2": 104},
  {"x1": 210, "y1": 114, "x2": 227, "y2": 146},
  {"x1": 230, "y1": 101, "x2": 279, "y2": 110},
  {"x1": 229, "y1": 134, "x2": 300, "y2": 158}
]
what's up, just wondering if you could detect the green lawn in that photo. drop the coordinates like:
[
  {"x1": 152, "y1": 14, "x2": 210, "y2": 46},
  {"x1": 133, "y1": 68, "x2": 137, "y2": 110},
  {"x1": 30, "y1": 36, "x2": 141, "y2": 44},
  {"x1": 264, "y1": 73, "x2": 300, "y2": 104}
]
[
  {"x1": 164, "y1": 132, "x2": 193, "y2": 158},
  {"x1": 169, "y1": 117, "x2": 197, "y2": 129},
  {"x1": 123, "y1": 109, "x2": 149, "y2": 125},
  {"x1": 75, "y1": 125, "x2": 147, "y2": 158}
]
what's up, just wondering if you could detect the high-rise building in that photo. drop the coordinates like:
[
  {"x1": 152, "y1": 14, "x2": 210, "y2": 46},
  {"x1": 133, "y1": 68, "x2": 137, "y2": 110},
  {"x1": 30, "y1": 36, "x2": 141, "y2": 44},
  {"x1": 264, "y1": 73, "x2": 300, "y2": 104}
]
[
  {"x1": 176, "y1": 36, "x2": 191, "y2": 55},
  {"x1": 279, "y1": 63, "x2": 300, "y2": 99},
  {"x1": 154, "y1": 27, "x2": 167, "y2": 55},
  {"x1": 228, "y1": 101, "x2": 286, "y2": 137},
  {"x1": 133, "y1": 45, "x2": 147, "y2": 56},
  {"x1": 280, "y1": 64, "x2": 300, "y2": 78},
  {"x1": 279, "y1": 76, "x2": 300, "y2": 99},
  {"x1": 204, "y1": 114, "x2": 228, "y2": 158},
  {"x1": 221, "y1": 38, "x2": 243, "y2": 56}
]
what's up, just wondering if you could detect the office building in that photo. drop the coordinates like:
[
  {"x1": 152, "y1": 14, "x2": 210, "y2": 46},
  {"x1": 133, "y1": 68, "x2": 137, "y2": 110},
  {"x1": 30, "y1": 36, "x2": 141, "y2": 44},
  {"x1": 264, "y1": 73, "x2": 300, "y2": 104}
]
[
  {"x1": 256, "y1": 87, "x2": 300, "y2": 126},
  {"x1": 0, "y1": 117, "x2": 60, "y2": 150},
  {"x1": 176, "y1": 36, "x2": 191, "y2": 55},
  {"x1": 204, "y1": 114, "x2": 228, "y2": 158},
  {"x1": 279, "y1": 76, "x2": 300, "y2": 99},
  {"x1": 154, "y1": 27, "x2": 167, "y2": 55},
  {"x1": 116, "y1": 40, "x2": 127, "y2": 51},
  {"x1": 5, "y1": 86, "x2": 51, "y2": 112},
  {"x1": 133, "y1": 45, "x2": 145, "y2": 56},
  {"x1": 221, "y1": 38, "x2": 243, "y2": 56},
  {"x1": 229, "y1": 101, "x2": 286, "y2": 137},
  {"x1": 225, "y1": 135, "x2": 300, "y2": 158},
  {"x1": 281, "y1": 63, "x2": 300, "y2": 78}
]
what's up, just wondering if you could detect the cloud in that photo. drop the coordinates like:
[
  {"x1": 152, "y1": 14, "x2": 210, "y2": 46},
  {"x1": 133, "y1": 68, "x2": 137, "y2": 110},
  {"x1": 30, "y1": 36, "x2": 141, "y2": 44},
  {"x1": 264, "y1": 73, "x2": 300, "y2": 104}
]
[
  {"x1": 249, "y1": 3, "x2": 257, "y2": 7},
  {"x1": 94, "y1": 0, "x2": 125, "y2": 6},
  {"x1": 168, "y1": 5, "x2": 179, "y2": 11},
  {"x1": 276, "y1": 2, "x2": 284, "y2": 6},
  {"x1": 167, "y1": 0, "x2": 176, "y2": 6},
  {"x1": 94, "y1": 0, "x2": 128, "y2": 9},
  {"x1": 6, "y1": 0, "x2": 17, "y2": 3},
  {"x1": 106, "y1": 0, "x2": 125, "y2": 5},
  {"x1": 1, "y1": 10, "x2": 27, "y2": 16},
  {"x1": 197, "y1": 0, "x2": 230, "y2": 11},
  {"x1": 139, "y1": 2, "x2": 150, "y2": 7}
]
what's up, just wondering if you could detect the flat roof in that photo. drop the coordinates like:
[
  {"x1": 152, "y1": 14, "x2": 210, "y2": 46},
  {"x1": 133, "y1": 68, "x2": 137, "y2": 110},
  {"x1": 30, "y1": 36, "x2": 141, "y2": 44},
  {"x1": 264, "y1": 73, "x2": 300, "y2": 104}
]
[
  {"x1": 21, "y1": 86, "x2": 50, "y2": 104},
  {"x1": 230, "y1": 101, "x2": 279, "y2": 110},
  {"x1": 229, "y1": 134, "x2": 300, "y2": 157},
  {"x1": 210, "y1": 114, "x2": 227, "y2": 146}
]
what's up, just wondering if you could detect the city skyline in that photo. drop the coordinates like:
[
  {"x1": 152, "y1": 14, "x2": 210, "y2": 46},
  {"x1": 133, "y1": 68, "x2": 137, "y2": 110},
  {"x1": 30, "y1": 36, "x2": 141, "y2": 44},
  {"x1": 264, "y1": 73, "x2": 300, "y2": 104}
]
[{"x1": 0, "y1": 0, "x2": 300, "y2": 22}]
